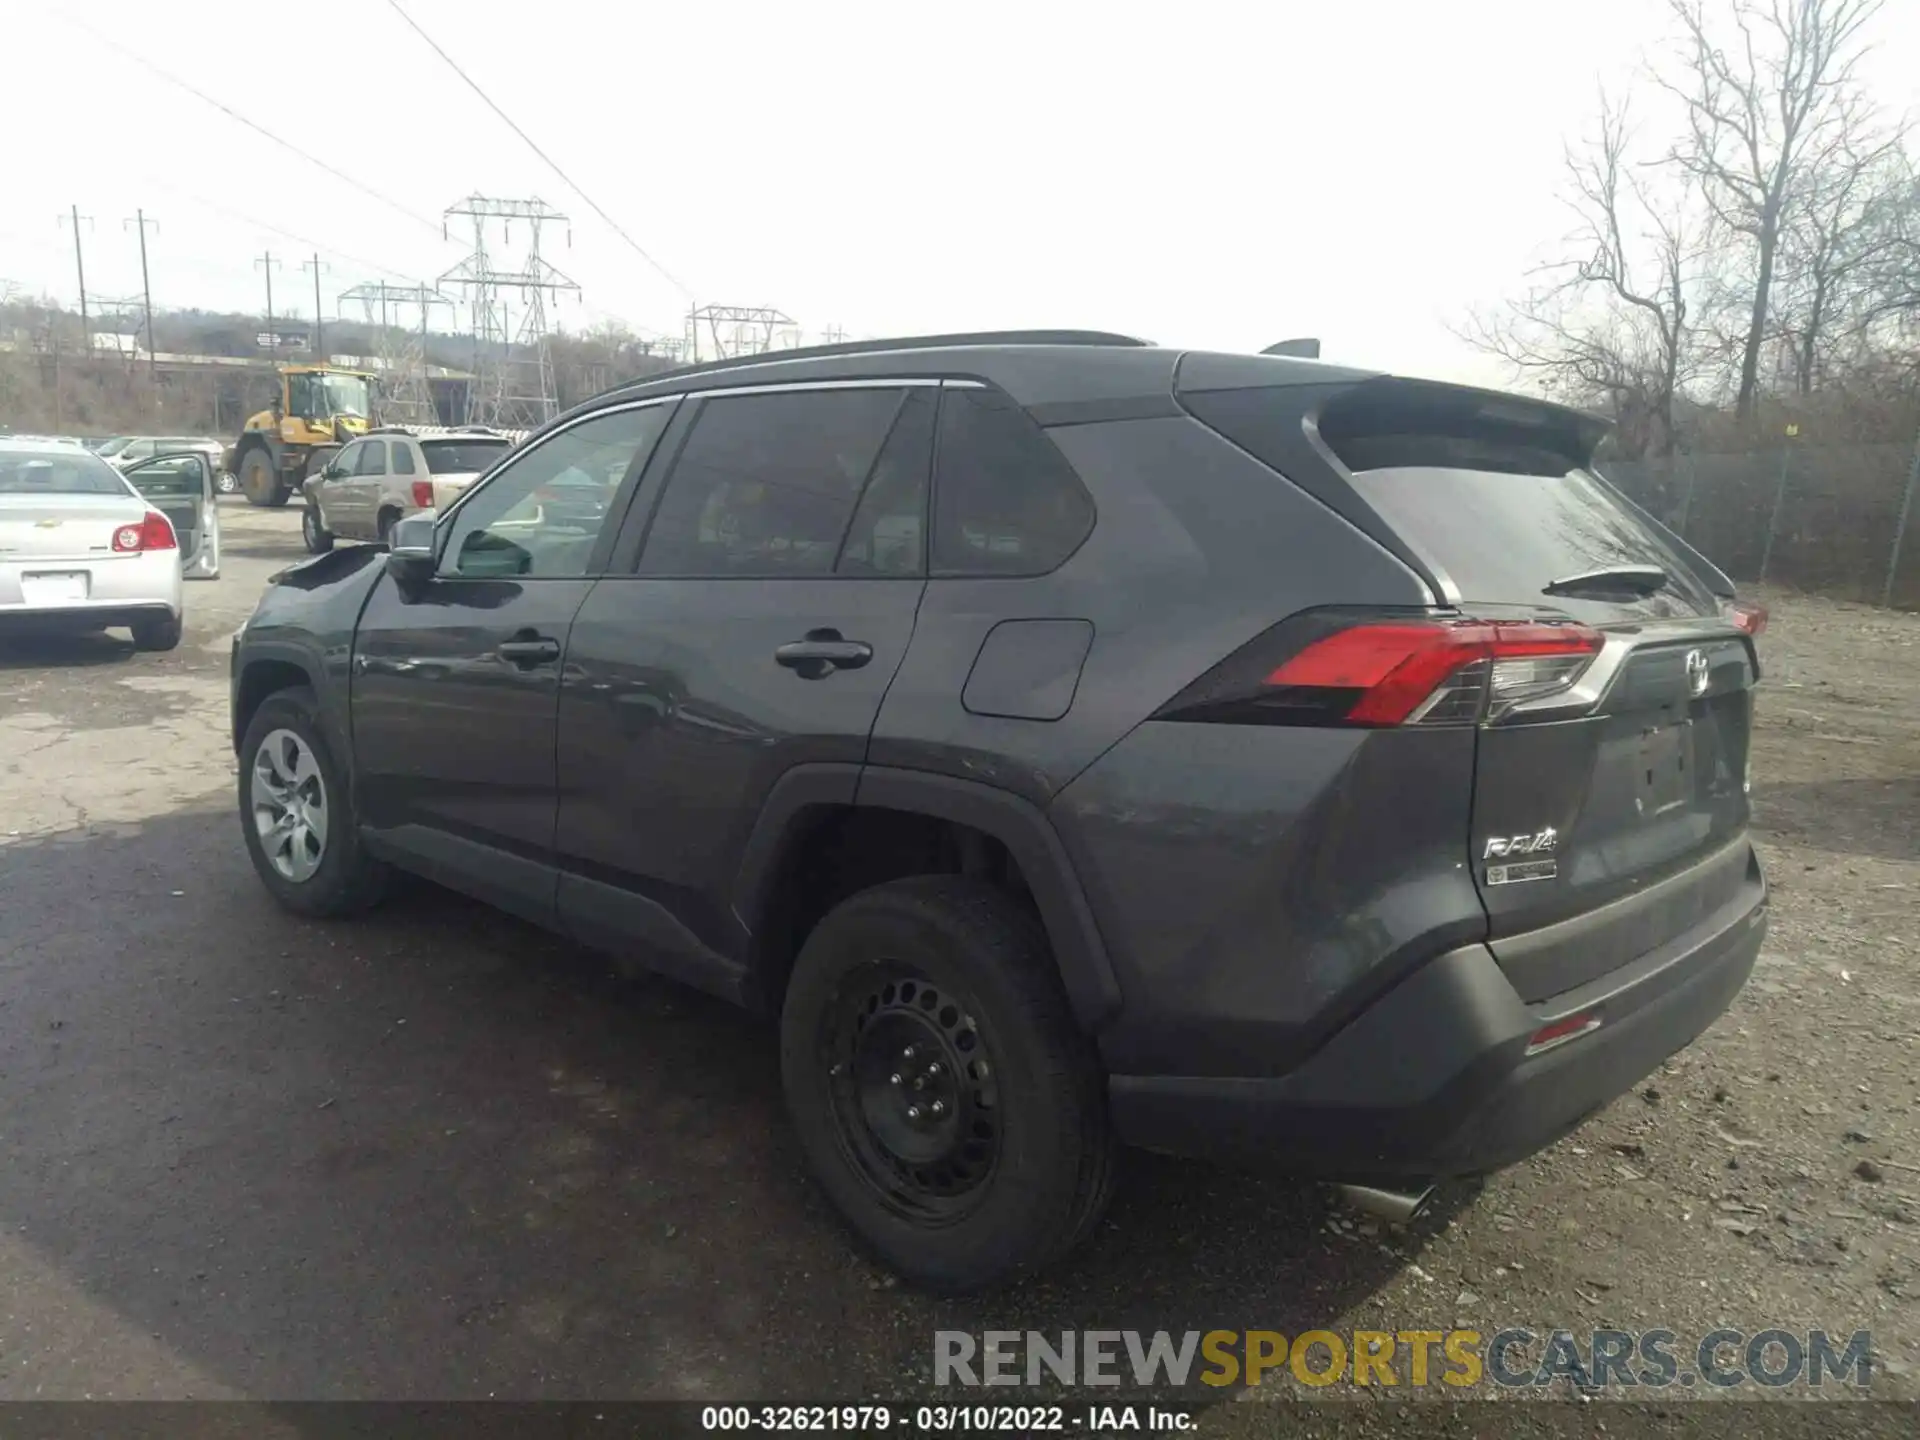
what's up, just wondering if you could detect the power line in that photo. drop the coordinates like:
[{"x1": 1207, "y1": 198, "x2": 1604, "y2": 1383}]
[
  {"x1": 143, "y1": 176, "x2": 432, "y2": 286},
  {"x1": 385, "y1": 0, "x2": 694, "y2": 300},
  {"x1": 52, "y1": 11, "x2": 445, "y2": 238}
]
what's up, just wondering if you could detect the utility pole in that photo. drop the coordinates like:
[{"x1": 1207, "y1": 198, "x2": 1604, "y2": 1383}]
[
  {"x1": 124, "y1": 209, "x2": 159, "y2": 383},
  {"x1": 59, "y1": 206, "x2": 93, "y2": 359},
  {"x1": 301, "y1": 254, "x2": 328, "y2": 358},
  {"x1": 255, "y1": 251, "x2": 281, "y2": 356}
]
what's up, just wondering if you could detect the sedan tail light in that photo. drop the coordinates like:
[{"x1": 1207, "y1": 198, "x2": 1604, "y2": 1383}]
[{"x1": 112, "y1": 512, "x2": 178, "y2": 554}]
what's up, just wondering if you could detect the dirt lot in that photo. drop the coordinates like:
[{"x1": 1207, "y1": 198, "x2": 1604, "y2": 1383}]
[{"x1": 1, "y1": 511, "x2": 1916, "y2": 1415}]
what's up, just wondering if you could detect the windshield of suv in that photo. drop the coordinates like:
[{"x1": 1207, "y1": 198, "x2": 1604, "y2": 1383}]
[
  {"x1": 0, "y1": 448, "x2": 132, "y2": 495},
  {"x1": 422, "y1": 439, "x2": 509, "y2": 475}
]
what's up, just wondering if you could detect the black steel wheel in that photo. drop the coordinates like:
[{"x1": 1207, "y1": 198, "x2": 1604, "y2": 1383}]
[
  {"x1": 825, "y1": 961, "x2": 1003, "y2": 1223},
  {"x1": 780, "y1": 876, "x2": 1114, "y2": 1293}
]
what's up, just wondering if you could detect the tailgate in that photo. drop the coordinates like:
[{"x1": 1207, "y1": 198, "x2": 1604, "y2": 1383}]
[
  {"x1": 1471, "y1": 629, "x2": 1758, "y2": 999},
  {"x1": 1311, "y1": 378, "x2": 1760, "y2": 1002}
]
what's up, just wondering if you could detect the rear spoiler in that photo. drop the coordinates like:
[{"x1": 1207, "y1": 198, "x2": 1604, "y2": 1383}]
[{"x1": 1260, "y1": 337, "x2": 1321, "y2": 359}]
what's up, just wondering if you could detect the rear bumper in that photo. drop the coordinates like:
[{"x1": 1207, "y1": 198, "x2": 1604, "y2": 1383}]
[
  {"x1": 0, "y1": 602, "x2": 178, "y2": 632},
  {"x1": 1108, "y1": 847, "x2": 1766, "y2": 1179},
  {"x1": 0, "y1": 552, "x2": 182, "y2": 628}
]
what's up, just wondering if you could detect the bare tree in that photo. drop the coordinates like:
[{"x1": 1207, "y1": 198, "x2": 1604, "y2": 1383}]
[
  {"x1": 1464, "y1": 97, "x2": 1711, "y2": 456},
  {"x1": 1660, "y1": 0, "x2": 1884, "y2": 418},
  {"x1": 1774, "y1": 137, "x2": 1911, "y2": 392}
]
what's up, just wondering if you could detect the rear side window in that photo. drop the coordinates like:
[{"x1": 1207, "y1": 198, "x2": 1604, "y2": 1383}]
[
  {"x1": 637, "y1": 387, "x2": 914, "y2": 577},
  {"x1": 357, "y1": 442, "x2": 387, "y2": 477},
  {"x1": 390, "y1": 442, "x2": 417, "y2": 475},
  {"x1": 932, "y1": 388, "x2": 1092, "y2": 576}
]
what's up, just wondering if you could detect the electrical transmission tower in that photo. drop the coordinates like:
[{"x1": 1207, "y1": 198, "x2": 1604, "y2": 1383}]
[
  {"x1": 341, "y1": 281, "x2": 454, "y2": 424},
  {"x1": 438, "y1": 195, "x2": 580, "y2": 427},
  {"x1": 684, "y1": 305, "x2": 797, "y2": 364}
]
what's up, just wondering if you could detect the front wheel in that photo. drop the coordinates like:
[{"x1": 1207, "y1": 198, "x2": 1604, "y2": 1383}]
[
  {"x1": 215, "y1": 469, "x2": 239, "y2": 496},
  {"x1": 302, "y1": 503, "x2": 334, "y2": 554},
  {"x1": 239, "y1": 448, "x2": 291, "y2": 508},
  {"x1": 779, "y1": 876, "x2": 1114, "y2": 1293},
  {"x1": 238, "y1": 686, "x2": 387, "y2": 916}
]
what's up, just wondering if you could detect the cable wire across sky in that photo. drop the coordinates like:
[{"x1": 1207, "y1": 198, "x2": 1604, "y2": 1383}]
[
  {"x1": 384, "y1": 0, "x2": 696, "y2": 302},
  {"x1": 51, "y1": 11, "x2": 449, "y2": 240}
]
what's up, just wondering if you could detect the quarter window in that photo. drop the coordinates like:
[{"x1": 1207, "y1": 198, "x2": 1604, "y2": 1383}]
[
  {"x1": 390, "y1": 442, "x2": 417, "y2": 475},
  {"x1": 932, "y1": 388, "x2": 1093, "y2": 576},
  {"x1": 638, "y1": 388, "x2": 916, "y2": 578},
  {"x1": 357, "y1": 442, "x2": 387, "y2": 477}
]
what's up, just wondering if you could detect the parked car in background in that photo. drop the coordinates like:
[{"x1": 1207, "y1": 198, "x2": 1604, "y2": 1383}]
[
  {"x1": 1, "y1": 434, "x2": 87, "y2": 448},
  {"x1": 299, "y1": 424, "x2": 521, "y2": 552},
  {"x1": 108, "y1": 436, "x2": 235, "y2": 493},
  {"x1": 118, "y1": 449, "x2": 221, "y2": 580},
  {"x1": 0, "y1": 438, "x2": 206, "y2": 650}
]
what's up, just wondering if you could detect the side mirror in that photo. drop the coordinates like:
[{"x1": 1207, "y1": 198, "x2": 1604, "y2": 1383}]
[{"x1": 384, "y1": 512, "x2": 438, "y2": 584}]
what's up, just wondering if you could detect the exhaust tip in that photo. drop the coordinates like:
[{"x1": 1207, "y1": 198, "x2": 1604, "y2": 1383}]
[{"x1": 1334, "y1": 1182, "x2": 1436, "y2": 1226}]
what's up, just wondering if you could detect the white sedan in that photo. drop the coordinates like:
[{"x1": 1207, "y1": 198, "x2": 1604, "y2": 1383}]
[{"x1": 0, "y1": 438, "x2": 210, "y2": 651}]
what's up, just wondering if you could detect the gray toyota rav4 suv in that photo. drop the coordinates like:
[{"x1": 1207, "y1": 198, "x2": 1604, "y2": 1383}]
[{"x1": 230, "y1": 331, "x2": 1769, "y2": 1291}]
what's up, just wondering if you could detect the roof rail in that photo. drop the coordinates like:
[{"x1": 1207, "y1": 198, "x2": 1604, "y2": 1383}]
[{"x1": 590, "y1": 329, "x2": 1155, "y2": 402}]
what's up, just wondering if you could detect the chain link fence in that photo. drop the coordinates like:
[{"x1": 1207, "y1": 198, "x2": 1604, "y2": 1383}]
[{"x1": 1604, "y1": 427, "x2": 1920, "y2": 610}]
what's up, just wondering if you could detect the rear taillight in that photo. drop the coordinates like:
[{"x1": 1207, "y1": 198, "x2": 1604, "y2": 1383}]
[
  {"x1": 1158, "y1": 614, "x2": 1604, "y2": 728},
  {"x1": 1724, "y1": 600, "x2": 1768, "y2": 636},
  {"x1": 410, "y1": 480, "x2": 435, "y2": 508},
  {"x1": 111, "y1": 512, "x2": 177, "y2": 554}
]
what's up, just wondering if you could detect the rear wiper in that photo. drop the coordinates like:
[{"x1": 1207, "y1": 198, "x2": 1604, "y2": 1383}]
[{"x1": 1542, "y1": 564, "x2": 1669, "y2": 598}]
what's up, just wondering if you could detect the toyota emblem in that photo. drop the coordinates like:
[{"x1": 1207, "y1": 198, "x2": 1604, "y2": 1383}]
[{"x1": 1685, "y1": 648, "x2": 1711, "y2": 697}]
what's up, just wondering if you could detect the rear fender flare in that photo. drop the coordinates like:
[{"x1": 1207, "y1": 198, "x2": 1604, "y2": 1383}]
[{"x1": 732, "y1": 764, "x2": 1122, "y2": 1032}]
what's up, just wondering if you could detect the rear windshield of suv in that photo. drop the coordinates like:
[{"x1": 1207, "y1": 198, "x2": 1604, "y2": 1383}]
[
  {"x1": 1187, "y1": 380, "x2": 1722, "y2": 621},
  {"x1": 422, "y1": 440, "x2": 509, "y2": 475},
  {"x1": 1342, "y1": 454, "x2": 1720, "y2": 619}
]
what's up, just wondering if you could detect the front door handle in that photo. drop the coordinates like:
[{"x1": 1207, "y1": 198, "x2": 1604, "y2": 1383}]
[
  {"x1": 497, "y1": 635, "x2": 562, "y2": 666},
  {"x1": 774, "y1": 629, "x2": 873, "y2": 678}
]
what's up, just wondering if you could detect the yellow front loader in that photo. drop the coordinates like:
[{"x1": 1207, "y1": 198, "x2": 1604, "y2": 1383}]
[{"x1": 230, "y1": 365, "x2": 377, "y2": 508}]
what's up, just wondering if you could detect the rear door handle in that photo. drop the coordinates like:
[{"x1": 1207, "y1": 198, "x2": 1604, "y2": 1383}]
[
  {"x1": 774, "y1": 629, "x2": 873, "y2": 677},
  {"x1": 497, "y1": 636, "x2": 562, "y2": 666}
]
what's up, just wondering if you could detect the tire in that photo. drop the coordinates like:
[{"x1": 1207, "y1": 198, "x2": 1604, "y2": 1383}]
[
  {"x1": 131, "y1": 611, "x2": 183, "y2": 652},
  {"x1": 215, "y1": 469, "x2": 239, "y2": 496},
  {"x1": 302, "y1": 502, "x2": 334, "y2": 554},
  {"x1": 376, "y1": 509, "x2": 400, "y2": 547},
  {"x1": 780, "y1": 876, "x2": 1115, "y2": 1293},
  {"x1": 238, "y1": 686, "x2": 387, "y2": 917},
  {"x1": 239, "y1": 448, "x2": 291, "y2": 508}
]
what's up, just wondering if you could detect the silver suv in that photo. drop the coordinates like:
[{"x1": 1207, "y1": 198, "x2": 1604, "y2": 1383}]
[{"x1": 300, "y1": 425, "x2": 522, "y2": 552}]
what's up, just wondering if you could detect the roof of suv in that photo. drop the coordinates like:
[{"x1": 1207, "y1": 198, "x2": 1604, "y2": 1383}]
[{"x1": 585, "y1": 330, "x2": 1386, "y2": 419}]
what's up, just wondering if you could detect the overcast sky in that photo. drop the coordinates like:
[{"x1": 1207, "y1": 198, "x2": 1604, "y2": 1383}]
[{"x1": 4, "y1": 0, "x2": 1917, "y2": 386}]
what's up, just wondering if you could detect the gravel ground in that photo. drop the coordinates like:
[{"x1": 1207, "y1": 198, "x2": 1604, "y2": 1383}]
[{"x1": 1, "y1": 515, "x2": 1914, "y2": 1418}]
